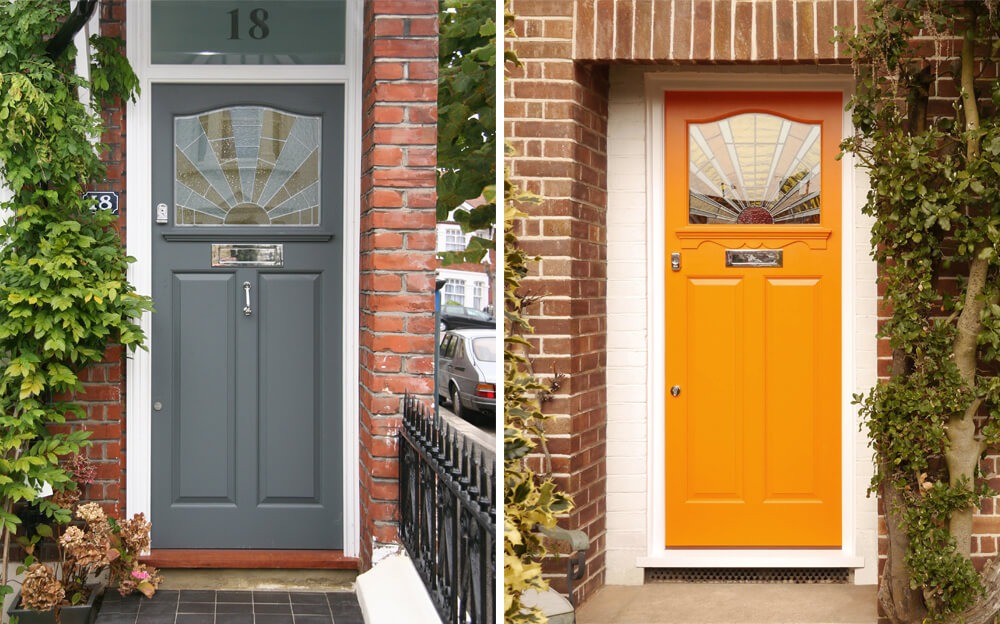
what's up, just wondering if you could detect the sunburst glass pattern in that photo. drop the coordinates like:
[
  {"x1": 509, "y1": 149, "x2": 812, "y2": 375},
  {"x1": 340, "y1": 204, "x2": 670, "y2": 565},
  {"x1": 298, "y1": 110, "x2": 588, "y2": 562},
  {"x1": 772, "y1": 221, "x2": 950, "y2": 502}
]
[
  {"x1": 174, "y1": 106, "x2": 321, "y2": 226},
  {"x1": 688, "y1": 113, "x2": 821, "y2": 225}
]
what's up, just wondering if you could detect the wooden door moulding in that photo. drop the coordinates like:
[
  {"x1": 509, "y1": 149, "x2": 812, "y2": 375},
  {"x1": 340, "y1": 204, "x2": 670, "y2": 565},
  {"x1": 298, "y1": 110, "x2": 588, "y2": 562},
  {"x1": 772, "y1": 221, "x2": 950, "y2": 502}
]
[
  {"x1": 674, "y1": 228, "x2": 832, "y2": 249},
  {"x1": 142, "y1": 549, "x2": 360, "y2": 569}
]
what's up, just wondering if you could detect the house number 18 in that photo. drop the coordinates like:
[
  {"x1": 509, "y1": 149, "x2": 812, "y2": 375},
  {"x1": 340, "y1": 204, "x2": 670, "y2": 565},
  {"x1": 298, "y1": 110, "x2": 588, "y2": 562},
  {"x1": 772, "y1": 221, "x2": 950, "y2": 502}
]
[{"x1": 228, "y1": 8, "x2": 270, "y2": 40}]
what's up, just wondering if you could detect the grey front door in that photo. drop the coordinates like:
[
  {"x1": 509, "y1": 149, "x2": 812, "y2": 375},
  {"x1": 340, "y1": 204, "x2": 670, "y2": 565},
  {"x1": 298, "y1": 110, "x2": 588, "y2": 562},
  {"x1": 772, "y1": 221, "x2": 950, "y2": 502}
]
[{"x1": 151, "y1": 84, "x2": 344, "y2": 549}]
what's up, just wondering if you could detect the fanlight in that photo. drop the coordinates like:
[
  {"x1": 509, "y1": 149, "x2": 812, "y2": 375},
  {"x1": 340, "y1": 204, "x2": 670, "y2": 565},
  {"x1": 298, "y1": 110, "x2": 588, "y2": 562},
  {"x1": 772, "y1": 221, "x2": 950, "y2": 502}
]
[
  {"x1": 688, "y1": 113, "x2": 821, "y2": 225},
  {"x1": 174, "y1": 106, "x2": 321, "y2": 226}
]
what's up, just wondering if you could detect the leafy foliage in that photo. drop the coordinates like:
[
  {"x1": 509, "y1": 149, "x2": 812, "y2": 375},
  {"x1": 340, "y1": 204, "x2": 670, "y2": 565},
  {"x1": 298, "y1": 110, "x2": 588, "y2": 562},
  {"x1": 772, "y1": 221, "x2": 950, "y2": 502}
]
[
  {"x1": 0, "y1": 0, "x2": 151, "y2": 604},
  {"x1": 504, "y1": 163, "x2": 573, "y2": 623},
  {"x1": 438, "y1": 0, "x2": 497, "y2": 262},
  {"x1": 841, "y1": 1, "x2": 1000, "y2": 620}
]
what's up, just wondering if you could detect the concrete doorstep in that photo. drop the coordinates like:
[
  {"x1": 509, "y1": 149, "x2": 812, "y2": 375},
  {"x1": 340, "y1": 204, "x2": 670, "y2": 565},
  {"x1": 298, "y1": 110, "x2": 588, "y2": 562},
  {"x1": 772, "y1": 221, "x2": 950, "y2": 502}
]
[{"x1": 575, "y1": 583, "x2": 878, "y2": 624}]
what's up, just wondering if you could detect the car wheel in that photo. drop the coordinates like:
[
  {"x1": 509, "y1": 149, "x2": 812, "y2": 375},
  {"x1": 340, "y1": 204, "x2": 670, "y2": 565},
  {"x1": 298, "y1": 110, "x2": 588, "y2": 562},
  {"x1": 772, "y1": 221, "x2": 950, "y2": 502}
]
[{"x1": 450, "y1": 385, "x2": 466, "y2": 420}]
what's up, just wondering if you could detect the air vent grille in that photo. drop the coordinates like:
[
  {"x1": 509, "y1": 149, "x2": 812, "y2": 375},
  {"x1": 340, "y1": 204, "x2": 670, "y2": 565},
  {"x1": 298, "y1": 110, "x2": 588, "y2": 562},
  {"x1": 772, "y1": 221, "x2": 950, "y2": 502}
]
[{"x1": 644, "y1": 568, "x2": 850, "y2": 584}]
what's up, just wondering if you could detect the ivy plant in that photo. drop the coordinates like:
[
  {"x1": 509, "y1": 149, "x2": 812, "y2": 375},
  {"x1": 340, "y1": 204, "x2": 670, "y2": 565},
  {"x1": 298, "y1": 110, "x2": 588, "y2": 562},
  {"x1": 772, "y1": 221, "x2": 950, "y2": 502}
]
[
  {"x1": 504, "y1": 157, "x2": 573, "y2": 624},
  {"x1": 841, "y1": 1, "x2": 1000, "y2": 621},
  {"x1": 0, "y1": 1, "x2": 151, "y2": 603}
]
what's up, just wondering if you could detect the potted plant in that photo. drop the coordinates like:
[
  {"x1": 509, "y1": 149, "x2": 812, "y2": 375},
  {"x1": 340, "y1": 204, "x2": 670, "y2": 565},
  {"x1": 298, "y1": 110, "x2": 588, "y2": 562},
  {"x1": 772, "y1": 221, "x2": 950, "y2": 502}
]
[{"x1": 6, "y1": 496, "x2": 161, "y2": 624}]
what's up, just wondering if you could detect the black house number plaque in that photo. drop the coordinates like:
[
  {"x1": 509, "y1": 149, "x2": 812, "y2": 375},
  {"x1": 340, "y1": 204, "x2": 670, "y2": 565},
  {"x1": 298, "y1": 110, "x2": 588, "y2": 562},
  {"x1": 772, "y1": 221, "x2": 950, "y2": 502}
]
[{"x1": 83, "y1": 191, "x2": 119, "y2": 216}]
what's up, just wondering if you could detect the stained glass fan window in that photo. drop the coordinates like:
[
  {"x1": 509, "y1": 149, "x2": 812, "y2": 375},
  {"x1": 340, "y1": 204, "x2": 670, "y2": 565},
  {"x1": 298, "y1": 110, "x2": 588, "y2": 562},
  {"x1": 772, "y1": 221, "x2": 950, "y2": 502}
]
[
  {"x1": 174, "y1": 107, "x2": 320, "y2": 226},
  {"x1": 688, "y1": 113, "x2": 821, "y2": 225}
]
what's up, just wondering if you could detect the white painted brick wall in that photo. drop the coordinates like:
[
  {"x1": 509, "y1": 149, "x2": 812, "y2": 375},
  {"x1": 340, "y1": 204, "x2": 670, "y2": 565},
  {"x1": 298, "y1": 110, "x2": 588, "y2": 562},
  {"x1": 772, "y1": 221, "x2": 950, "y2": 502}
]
[
  {"x1": 604, "y1": 65, "x2": 878, "y2": 586},
  {"x1": 605, "y1": 67, "x2": 650, "y2": 586}
]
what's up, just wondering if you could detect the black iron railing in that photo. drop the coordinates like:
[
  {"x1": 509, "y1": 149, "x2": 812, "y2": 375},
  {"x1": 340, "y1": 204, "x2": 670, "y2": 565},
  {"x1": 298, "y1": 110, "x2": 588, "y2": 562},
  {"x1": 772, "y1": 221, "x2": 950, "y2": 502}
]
[{"x1": 399, "y1": 393, "x2": 496, "y2": 624}]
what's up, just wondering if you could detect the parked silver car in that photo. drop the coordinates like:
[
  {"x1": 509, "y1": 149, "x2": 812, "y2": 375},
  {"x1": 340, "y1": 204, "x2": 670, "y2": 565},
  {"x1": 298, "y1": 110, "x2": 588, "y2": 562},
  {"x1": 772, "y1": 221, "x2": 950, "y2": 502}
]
[{"x1": 437, "y1": 328, "x2": 496, "y2": 422}]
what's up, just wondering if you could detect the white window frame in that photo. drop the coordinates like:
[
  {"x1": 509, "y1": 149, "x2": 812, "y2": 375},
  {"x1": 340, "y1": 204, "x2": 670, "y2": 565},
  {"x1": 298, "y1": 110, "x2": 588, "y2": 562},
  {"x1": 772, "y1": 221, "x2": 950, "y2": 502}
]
[
  {"x1": 125, "y1": 0, "x2": 362, "y2": 557},
  {"x1": 471, "y1": 281, "x2": 483, "y2": 310},
  {"x1": 437, "y1": 268, "x2": 488, "y2": 311},
  {"x1": 441, "y1": 224, "x2": 467, "y2": 252},
  {"x1": 442, "y1": 278, "x2": 466, "y2": 306}
]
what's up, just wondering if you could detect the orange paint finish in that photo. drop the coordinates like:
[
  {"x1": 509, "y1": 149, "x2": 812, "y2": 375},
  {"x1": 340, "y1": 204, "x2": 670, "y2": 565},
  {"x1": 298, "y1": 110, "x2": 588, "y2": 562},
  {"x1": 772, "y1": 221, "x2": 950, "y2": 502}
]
[{"x1": 664, "y1": 91, "x2": 843, "y2": 547}]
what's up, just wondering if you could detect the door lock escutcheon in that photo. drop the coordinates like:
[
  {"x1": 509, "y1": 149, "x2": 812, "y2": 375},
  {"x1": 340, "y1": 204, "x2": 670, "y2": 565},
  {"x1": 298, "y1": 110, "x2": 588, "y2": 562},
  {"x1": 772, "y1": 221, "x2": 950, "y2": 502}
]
[
  {"x1": 670, "y1": 385, "x2": 681, "y2": 397},
  {"x1": 671, "y1": 252, "x2": 681, "y2": 272}
]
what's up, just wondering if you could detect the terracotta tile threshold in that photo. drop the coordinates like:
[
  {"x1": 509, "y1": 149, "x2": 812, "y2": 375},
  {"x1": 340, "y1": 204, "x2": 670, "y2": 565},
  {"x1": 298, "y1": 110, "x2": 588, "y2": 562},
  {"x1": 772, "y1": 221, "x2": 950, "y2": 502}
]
[{"x1": 142, "y1": 550, "x2": 360, "y2": 569}]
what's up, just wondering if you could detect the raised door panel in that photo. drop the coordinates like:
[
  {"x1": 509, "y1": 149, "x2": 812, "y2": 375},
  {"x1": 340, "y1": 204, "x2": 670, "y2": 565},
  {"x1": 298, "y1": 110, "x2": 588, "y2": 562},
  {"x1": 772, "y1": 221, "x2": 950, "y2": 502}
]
[
  {"x1": 172, "y1": 273, "x2": 237, "y2": 504},
  {"x1": 258, "y1": 272, "x2": 322, "y2": 504}
]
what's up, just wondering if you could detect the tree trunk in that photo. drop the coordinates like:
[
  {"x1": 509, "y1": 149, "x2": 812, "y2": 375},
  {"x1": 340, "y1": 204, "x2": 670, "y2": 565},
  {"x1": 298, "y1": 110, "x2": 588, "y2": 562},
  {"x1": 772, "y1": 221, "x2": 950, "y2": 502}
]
[
  {"x1": 944, "y1": 7, "x2": 987, "y2": 562},
  {"x1": 0, "y1": 498, "x2": 10, "y2": 590},
  {"x1": 880, "y1": 472, "x2": 928, "y2": 623}
]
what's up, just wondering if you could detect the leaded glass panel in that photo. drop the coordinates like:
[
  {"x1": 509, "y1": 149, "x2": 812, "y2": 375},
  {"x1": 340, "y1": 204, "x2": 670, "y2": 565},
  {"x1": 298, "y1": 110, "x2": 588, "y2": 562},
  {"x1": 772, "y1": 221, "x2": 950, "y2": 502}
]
[
  {"x1": 174, "y1": 106, "x2": 320, "y2": 226},
  {"x1": 688, "y1": 113, "x2": 821, "y2": 224}
]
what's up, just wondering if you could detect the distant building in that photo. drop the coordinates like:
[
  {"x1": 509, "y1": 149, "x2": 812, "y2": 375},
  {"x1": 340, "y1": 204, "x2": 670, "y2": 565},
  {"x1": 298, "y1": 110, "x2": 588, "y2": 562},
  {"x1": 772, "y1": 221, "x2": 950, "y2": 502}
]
[{"x1": 436, "y1": 200, "x2": 496, "y2": 315}]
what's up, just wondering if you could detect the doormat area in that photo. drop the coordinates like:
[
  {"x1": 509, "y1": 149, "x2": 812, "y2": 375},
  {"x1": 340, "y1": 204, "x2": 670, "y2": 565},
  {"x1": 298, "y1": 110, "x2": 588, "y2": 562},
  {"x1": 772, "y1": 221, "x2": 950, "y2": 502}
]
[
  {"x1": 94, "y1": 589, "x2": 364, "y2": 624},
  {"x1": 644, "y1": 568, "x2": 850, "y2": 584}
]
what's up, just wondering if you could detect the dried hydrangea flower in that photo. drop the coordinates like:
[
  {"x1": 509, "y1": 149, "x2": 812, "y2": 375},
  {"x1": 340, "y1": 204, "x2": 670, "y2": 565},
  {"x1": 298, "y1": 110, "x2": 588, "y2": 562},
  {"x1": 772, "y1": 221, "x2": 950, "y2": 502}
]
[
  {"x1": 76, "y1": 502, "x2": 106, "y2": 524},
  {"x1": 20, "y1": 563, "x2": 66, "y2": 611},
  {"x1": 119, "y1": 513, "x2": 152, "y2": 554},
  {"x1": 59, "y1": 525, "x2": 86, "y2": 548},
  {"x1": 66, "y1": 453, "x2": 97, "y2": 486}
]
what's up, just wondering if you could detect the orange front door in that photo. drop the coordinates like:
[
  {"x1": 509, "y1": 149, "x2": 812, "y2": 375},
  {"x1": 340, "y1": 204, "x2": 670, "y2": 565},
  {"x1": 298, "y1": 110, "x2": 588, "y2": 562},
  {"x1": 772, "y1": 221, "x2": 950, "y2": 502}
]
[{"x1": 664, "y1": 91, "x2": 842, "y2": 547}]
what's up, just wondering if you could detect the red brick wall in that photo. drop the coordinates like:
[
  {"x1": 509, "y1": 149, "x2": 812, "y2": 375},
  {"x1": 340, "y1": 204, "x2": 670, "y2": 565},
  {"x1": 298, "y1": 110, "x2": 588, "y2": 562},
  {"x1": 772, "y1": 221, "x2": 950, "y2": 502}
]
[
  {"x1": 69, "y1": 0, "x2": 130, "y2": 518},
  {"x1": 572, "y1": 0, "x2": 861, "y2": 62},
  {"x1": 507, "y1": 0, "x2": 611, "y2": 603},
  {"x1": 359, "y1": 0, "x2": 439, "y2": 570}
]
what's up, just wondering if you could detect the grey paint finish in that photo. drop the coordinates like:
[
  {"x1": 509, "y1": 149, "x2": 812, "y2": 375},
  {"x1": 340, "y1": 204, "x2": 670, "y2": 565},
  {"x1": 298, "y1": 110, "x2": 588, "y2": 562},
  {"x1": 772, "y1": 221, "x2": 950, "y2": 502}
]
[
  {"x1": 259, "y1": 273, "x2": 321, "y2": 503},
  {"x1": 174, "y1": 273, "x2": 236, "y2": 503},
  {"x1": 151, "y1": 84, "x2": 344, "y2": 549}
]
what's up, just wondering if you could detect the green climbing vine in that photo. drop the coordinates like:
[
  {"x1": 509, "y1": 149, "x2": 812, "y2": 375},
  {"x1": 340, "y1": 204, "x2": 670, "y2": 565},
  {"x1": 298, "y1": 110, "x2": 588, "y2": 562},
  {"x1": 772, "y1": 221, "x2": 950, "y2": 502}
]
[
  {"x1": 841, "y1": 1, "x2": 1000, "y2": 621},
  {"x1": 0, "y1": 0, "x2": 151, "y2": 603},
  {"x1": 503, "y1": 159, "x2": 573, "y2": 624}
]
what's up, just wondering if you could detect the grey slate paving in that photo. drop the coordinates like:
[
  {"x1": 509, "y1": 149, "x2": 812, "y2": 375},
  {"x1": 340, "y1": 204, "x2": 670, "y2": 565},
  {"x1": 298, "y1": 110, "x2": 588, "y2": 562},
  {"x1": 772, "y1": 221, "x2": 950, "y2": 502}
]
[{"x1": 95, "y1": 589, "x2": 364, "y2": 624}]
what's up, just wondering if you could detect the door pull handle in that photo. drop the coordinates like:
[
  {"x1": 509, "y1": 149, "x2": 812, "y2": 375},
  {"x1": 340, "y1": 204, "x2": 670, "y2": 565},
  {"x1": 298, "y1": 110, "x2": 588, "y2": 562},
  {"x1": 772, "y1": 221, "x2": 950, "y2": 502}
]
[{"x1": 243, "y1": 281, "x2": 252, "y2": 317}]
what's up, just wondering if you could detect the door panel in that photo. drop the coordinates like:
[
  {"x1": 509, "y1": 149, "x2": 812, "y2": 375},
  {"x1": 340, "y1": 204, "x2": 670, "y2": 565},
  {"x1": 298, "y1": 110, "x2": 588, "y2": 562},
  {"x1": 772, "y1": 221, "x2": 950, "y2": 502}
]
[
  {"x1": 664, "y1": 91, "x2": 842, "y2": 548},
  {"x1": 259, "y1": 272, "x2": 321, "y2": 503},
  {"x1": 764, "y1": 277, "x2": 820, "y2": 499},
  {"x1": 151, "y1": 84, "x2": 343, "y2": 549},
  {"x1": 173, "y1": 273, "x2": 237, "y2": 503},
  {"x1": 685, "y1": 278, "x2": 743, "y2": 501}
]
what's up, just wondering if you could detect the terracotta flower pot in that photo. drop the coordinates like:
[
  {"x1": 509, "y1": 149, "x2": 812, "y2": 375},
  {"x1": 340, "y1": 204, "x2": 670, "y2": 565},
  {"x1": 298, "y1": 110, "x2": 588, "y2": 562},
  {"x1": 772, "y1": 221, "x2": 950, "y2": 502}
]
[{"x1": 6, "y1": 586, "x2": 100, "y2": 624}]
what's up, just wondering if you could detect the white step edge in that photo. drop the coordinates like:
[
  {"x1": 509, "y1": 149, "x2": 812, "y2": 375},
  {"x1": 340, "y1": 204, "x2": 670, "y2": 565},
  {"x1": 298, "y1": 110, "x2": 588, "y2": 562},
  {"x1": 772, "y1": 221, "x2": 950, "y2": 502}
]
[{"x1": 356, "y1": 553, "x2": 440, "y2": 624}]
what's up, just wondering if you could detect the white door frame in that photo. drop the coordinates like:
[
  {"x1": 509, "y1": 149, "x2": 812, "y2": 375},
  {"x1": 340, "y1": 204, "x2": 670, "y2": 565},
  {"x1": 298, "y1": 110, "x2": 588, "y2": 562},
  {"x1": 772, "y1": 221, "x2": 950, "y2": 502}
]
[
  {"x1": 638, "y1": 72, "x2": 872, "y2": 571},
  {"x1": 124, "y1": 0, "x2": 362, "y2": 557}
]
